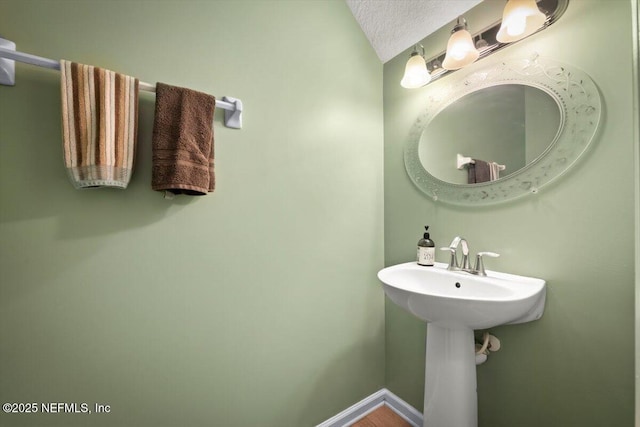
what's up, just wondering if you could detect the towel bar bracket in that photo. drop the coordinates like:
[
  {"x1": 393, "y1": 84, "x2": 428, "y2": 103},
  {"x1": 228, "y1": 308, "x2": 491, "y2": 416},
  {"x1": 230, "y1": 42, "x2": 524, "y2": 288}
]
[
  {"x1": 222, "y1": 96, "x2": 242, "y2": 129},
  {"x1": 0, "y1": 39, "x2": 16, "y2": 86},
  {"x1": 457, "y1": 153, "x2": 474, "y2": 170}
]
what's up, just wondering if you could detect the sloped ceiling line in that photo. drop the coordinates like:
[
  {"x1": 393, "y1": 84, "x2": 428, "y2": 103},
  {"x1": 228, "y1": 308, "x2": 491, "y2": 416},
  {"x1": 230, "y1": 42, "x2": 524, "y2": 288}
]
[{"x1": 346, "y1": 0, "x2": 483, "y2": 63}]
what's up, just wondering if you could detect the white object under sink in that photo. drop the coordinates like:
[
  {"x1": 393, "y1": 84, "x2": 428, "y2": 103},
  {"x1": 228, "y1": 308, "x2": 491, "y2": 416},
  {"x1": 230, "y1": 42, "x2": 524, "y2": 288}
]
[{"x1": 378, "y1": 261, "x2": 546, "y2": 427}]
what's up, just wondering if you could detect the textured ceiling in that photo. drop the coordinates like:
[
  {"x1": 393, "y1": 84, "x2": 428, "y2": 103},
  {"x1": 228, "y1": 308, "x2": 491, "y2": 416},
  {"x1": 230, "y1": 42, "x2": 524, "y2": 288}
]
[{"x1": 346, "y1": 0, "x2": 484, "y2": 63}]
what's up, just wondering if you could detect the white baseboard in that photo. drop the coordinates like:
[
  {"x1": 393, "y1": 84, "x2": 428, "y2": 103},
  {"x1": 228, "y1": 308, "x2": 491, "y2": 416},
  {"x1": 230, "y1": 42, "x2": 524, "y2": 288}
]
[{"x1": 316, "y1": 388, "x2": 423, "y2": 427}]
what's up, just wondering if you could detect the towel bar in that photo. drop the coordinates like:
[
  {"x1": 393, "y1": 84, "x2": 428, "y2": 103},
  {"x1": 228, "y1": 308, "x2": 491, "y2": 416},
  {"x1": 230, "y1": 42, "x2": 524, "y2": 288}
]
[
  {"x1": 457, "y1": 153, "x2": 505, "y2": 171},
  {"x1": 0, "y1": 38, "x2": 243, "y2": 129}
]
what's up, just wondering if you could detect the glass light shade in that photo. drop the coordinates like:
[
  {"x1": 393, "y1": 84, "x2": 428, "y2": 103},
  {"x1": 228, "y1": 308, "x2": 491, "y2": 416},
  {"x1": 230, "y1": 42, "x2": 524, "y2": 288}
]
[
  {"x1": 442, "y1": 29, "x2": 479, "y2": 70},
  {"x1": 496, "y1": 0, "x2": 547, "y2": 43},
  {"x1": 400, "y1": 54, "x2": 431, "y2": 88}
]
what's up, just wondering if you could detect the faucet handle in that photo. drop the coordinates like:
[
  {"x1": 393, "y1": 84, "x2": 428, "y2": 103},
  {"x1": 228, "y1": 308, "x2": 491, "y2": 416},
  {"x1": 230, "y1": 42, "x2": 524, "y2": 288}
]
[
  {"x1": 477, "y1": 251, "x2": 499, "y2": 257},
  {"x1": 474, "y1": 252, "x2": 500, "y2": 276},
  {"x1": 440, "y1": 247, "x2": 458, "y2": 270}
]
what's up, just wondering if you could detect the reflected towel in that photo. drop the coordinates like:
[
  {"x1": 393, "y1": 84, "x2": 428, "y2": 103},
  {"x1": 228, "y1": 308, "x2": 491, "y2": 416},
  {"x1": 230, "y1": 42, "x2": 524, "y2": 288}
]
[
  {"x1": 60, "y1": 60, "x2": 139, "y2": 189},
  {"x1": 151, "y1": 83, "x2": 216, "y2": 195},
  {"x1": 467, "y1": 159, "x2": 491, "y2": 184},
  {"x1": 489, "y1": 162, "x2": 501, "y2": 181}
]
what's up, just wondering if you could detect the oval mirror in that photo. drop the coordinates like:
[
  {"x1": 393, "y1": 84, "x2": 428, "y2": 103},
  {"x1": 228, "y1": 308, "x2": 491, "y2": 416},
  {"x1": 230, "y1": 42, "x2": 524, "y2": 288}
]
[{"x1": 405, "y1": 55, "x2": 601, "y2": 205}]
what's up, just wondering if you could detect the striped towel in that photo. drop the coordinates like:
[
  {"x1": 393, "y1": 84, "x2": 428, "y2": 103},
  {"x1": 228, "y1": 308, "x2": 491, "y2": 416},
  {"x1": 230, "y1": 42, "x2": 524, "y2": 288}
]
[{"x1": 60, "y1": 60, "x2": 139, "y2": 189}]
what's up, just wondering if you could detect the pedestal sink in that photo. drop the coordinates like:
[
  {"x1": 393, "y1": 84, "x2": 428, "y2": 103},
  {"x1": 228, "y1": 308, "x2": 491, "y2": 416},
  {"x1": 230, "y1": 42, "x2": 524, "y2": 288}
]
[{"x1": 378, "y1": 262, "x2": 546, "y2": 427}]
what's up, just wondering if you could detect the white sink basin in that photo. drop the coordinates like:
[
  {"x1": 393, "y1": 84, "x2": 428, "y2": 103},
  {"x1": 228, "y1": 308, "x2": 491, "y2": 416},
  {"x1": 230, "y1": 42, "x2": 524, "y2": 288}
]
[
  {"x1": 378, "y1": 261, "x2": 547, "y2": 427},
  {"x1": 378, "y1": 261, "x2": 546, "y2": 329}
]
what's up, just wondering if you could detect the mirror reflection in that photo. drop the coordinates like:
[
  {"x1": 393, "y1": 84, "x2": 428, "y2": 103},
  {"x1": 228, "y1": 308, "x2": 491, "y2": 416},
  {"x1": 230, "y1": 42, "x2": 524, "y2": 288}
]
[{"x1": 419, "y1": 85, "x2": 561, "y2": 185}]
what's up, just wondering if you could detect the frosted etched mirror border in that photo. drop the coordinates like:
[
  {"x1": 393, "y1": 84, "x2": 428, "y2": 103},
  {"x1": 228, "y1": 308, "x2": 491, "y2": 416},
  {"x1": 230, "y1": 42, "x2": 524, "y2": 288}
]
[{"x1": 405, "y1": 54, "x2": 601, "y2": 205}]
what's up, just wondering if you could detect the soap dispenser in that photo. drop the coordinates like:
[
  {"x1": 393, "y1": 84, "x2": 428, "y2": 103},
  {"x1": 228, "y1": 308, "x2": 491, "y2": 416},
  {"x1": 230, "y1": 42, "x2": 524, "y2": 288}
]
[{"x1": 417, "y1": 226, "x2": 435, "y2": 266}]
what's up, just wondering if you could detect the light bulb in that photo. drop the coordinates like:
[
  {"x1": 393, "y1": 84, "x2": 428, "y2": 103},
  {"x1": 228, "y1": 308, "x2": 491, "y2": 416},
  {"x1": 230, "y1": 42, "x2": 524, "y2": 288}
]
[
  {"x1": 496, "y1": 0, "x2": 547, "y2": 43},
  {"x1": 442, "y1": 24, "x2": 479, "y2": 70},
  {"x1": 400, "y1": 53, "x2": 431, "y2": 88},
  {"x1": 506, "y1": 14, "x2": 527, "y2": 36},
  {"x1": 450, "y1": 42, "x2": 469, "y2": 60}
]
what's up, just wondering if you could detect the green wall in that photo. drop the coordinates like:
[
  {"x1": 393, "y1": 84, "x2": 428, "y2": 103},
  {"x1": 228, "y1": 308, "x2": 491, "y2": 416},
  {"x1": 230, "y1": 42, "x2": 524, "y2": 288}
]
[
  {"x1": 1, "y1": 0, "x2": 637, "y2": 426},
  {"x1": 0, "y1": 1, "x2": 384, "y2": 426},
  {"x1": 384, "y1": 0, "x2": 635, "y2": 425}
]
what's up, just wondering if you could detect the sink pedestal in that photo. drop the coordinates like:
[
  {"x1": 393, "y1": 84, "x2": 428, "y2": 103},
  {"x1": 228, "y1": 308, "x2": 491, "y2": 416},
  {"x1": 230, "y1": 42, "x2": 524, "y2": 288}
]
[
  {"x1": 378, "y1": 262, "x2": 546, "y2": 427},
  {"x1": 423, "y1": 324, "x2": 477, "y2": 427}
]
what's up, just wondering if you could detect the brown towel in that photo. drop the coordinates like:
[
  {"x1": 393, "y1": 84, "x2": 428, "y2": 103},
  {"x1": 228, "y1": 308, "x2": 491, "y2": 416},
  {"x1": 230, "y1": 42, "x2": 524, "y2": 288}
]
[
  {"x1": 151, "y1": 83, "x2": 216, "y2": 195},
  {"x1": 467, "y1": 159, "x2": 491, "y2": 184},
  {"x1": 60, "y1": 60, "x2": 139, "y2": 189}
]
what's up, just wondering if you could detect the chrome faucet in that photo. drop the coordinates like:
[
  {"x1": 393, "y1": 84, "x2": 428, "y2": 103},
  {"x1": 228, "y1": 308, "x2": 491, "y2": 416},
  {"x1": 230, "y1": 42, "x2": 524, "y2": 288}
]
[
  {"x1": 440, "y1": 236, "x2": 499, "y2": 276},
  {"x1": 441, "y1": 236, "x2": 470, "y2": 271}
]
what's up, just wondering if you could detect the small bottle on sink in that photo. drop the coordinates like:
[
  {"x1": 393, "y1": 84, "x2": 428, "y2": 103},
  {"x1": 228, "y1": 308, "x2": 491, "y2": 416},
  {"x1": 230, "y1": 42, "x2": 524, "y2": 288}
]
[{"x1": 417, "y1": 226, "x2": 435, "y2": 266}]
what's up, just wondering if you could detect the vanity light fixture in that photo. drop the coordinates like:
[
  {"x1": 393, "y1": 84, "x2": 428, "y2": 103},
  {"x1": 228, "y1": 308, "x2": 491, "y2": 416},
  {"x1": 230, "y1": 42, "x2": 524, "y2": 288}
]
[
  {"x1": 400, "y1": 44, "x2": 431, "y2": 88},
  {"x1": 398, "y1": 0, "x2": 569, "y2": 88},
  {"x1": 442, "y1": 17, "x2": 479, "y2": 70},
  {"x1": 496, "y1": 0, "x2": 547, "y2": 43}
]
